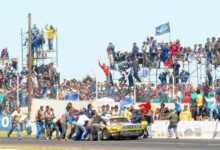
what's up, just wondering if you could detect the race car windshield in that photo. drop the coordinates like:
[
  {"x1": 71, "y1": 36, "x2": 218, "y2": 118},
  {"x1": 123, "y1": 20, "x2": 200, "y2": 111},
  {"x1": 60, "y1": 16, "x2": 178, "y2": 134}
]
[{"x1": 109, "y1": 118, "x2": 130, "y2": 125}]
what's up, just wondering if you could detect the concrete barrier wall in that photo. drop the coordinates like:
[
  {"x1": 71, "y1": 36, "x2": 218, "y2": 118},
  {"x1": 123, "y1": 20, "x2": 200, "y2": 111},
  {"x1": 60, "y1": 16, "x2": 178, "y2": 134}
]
[{"x1": 152, "y1": 120, "x2": 220, "y2": 139}]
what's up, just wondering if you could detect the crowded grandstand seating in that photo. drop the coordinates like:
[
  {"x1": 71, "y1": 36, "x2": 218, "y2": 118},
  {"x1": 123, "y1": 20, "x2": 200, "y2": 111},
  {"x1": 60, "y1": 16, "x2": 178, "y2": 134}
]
[{"x1": 1, "y1": 31, "x2": 220, "y2": 123}]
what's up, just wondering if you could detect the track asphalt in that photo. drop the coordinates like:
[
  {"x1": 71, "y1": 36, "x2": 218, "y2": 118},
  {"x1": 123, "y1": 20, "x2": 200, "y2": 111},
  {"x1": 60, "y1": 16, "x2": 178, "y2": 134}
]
[{"x1": 0, "y1": 138, "x2": 220, "y2": 150}]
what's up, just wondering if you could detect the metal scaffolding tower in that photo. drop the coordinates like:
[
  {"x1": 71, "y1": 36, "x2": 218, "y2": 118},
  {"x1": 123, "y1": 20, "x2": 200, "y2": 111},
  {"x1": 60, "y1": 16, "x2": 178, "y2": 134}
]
[{"x1": 21, "y1": 27, "x2": 58, "y2": 69}]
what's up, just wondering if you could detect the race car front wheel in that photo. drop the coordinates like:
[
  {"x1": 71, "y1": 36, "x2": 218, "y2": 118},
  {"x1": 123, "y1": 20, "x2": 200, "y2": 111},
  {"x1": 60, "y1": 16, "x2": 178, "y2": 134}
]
[{"x1": 102, "y1": 129, "x2": 111, "y2": 140}]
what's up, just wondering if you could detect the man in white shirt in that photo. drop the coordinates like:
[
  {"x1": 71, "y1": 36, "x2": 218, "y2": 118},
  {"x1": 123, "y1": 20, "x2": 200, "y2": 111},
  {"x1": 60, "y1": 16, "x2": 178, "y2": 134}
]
[
  {"x1": 205, "y1": 93, "x2": 216, "y2": 119},
  {"x1": 72, "y1": 109, "x2": 89, "y2": 140},
  {"x1": 7, "y1": 107, "x2": 24, "y2": 140},
  {"x1": 112, "y1": 105, "x2": 119, "y2": 116}
]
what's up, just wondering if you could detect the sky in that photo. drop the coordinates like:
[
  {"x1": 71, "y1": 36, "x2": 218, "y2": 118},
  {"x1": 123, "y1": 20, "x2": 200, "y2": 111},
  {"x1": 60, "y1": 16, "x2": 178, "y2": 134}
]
[{"x1": 0, "y1": 0, "x2": 220, "y2": 82}]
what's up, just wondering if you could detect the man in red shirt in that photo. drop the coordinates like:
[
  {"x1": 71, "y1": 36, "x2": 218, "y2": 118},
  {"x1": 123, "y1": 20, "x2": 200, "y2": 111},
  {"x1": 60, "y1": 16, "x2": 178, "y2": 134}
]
[
  {"x1": 170, "y1": 41, "x2": 179, "y2": 60},
  {"x1": 164, "y1": 53, "x2": 173, "y2": 68},
  {"x1": 98, "y1": 60, "x2": 113, "y2": 85}
]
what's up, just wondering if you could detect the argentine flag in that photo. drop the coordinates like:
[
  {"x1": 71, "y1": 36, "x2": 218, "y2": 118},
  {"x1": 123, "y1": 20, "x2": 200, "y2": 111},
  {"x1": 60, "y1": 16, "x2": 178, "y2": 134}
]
[{"x1": 155, "y1": 22, "x2": 170, "y2": 35}]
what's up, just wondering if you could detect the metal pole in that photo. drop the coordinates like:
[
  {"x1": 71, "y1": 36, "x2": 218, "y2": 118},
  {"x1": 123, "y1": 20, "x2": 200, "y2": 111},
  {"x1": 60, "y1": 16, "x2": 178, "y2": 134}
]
[
  {"x1": 17, "y1": 57, "x2": 19, "y2": 107},
  {"x1": 156, "y1": 68, "x2": 158, "y2": 86},
  {"x1": 188, "y1": 61, "x2": 190, "y2": 83},
  {"x1": 92, "y1": 69, "x2": 98, "y2": 100},
  {"x1": 96, "y1": 78, "x2": 98, "y2": 100},
  {"x1": 197, "y1": 62, "x2": 199, "y2": 85},
  {"x1": 171, "y1": 73, "x2": 174, "y2": 97},
  {"x1": 27, "y1": 13, "x2": 32, "y2": 116},
  {"x1": 21, "y1": 29, "x2": 23, "y2": 68},
  {"x1": 182, "y1": 60, "x2": 184, "y2": 69},
  {"x1": 215, "y1": 66, "x2": 217, "y2": 82},
  {"x1": 134, "y1": 82, "x2": 136, "y2": 103},
  {"x1": 200, "y1": 61, "x2": 202, "y2": 84},
  {"x1": 142, "y1": 53, "x2": 145, "y2": 82},
  {"x1": 56, "y1": 84, "x2": 59, "y2": 100},
  {"x1": 169, "y1": 32, "x2": 171, "y2": 42},
  {"x1": 56, "y1": 29, "x2": 58, "y2": 67}
]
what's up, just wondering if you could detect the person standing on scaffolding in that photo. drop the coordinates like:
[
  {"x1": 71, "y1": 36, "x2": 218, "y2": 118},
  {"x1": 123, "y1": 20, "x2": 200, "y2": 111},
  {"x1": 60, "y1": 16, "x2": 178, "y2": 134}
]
[
  {"x1": 132, "y1": 57, "x2": 141, "y2": 82},
  {"x1": 98, "y1": 60, "x2": 113, "y2": 85},
  {"x1": 206, "y1": 60, "x2": 213, "y2": 86},
  {"x1": 106, "y1": 42, "x2": 116, "y2": 70},
  {"x1": 45, "y1": 24, "x2": 56, "y2": 51},
  {"x1": 172, "y1": 59, "x2": 180, "y2": 84}
]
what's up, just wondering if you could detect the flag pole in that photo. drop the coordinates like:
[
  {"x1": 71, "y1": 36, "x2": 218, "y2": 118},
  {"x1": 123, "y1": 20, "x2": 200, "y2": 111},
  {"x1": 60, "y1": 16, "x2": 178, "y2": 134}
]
[
  {"x1": 169, "y1": 31, "x2": 171, "y2": 42},
  {"x1": 169, "y1": 22, "x2": 171, "y2": 42}
]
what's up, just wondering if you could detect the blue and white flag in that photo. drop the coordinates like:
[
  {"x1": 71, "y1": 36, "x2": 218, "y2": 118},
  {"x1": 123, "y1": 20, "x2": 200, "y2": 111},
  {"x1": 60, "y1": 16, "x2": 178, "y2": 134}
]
[
  {"x1": 155, "y1": 22, "x2": 170, "y2": 35},
  {"x1": 119, "y1": 96, "x2": 133, "y2": 115}
]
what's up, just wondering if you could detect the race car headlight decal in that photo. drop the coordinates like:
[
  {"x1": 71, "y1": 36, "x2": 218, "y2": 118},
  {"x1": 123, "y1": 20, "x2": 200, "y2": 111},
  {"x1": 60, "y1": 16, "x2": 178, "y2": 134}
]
[
  {"x1": 122, "y1": 125, "x2": 143, "y2": 129},
  {"x1": 110, "y1": 127, "x2": 118, "y2": 131}
]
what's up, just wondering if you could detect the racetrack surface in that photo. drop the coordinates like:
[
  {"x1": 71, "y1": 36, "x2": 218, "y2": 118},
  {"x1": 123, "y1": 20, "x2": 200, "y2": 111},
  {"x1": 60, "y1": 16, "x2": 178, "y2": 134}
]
[{"x1": 0, "y1": 138, "x2": 220, "y2": 150}]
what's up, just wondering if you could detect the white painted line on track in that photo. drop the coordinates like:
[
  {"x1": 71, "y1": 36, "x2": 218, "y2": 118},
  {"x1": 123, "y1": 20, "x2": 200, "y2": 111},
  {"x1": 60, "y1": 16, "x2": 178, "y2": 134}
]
[{"x1": 93, "y1": 141, "x2": 220, "y2": 146}]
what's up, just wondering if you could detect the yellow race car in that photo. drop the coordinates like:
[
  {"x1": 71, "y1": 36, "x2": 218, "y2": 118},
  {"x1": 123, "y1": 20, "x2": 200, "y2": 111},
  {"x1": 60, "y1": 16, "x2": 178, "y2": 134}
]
[{"x1": 100, "y1": 116, "x2": 147, "y2": 140}]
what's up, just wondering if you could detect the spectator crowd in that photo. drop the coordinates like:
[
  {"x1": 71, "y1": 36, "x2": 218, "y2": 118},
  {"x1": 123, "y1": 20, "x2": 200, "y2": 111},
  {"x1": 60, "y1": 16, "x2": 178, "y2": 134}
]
[
  {"x1": 0, "y1": 23, "x2": 220, "y2": 141},
  {"x1": 1, "y1": 26, "x2": 220, "y2": 133}
]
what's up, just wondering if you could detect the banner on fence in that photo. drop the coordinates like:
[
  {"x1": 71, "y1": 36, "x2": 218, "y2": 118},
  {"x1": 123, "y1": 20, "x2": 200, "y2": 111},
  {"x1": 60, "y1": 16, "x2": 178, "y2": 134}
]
[{"x1": 0, "y1": 115, "x2": 12, "y2": 131}]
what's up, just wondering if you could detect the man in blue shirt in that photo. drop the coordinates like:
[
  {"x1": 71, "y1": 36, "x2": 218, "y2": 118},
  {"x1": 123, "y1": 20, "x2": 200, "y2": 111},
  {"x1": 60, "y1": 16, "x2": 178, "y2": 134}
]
[
  {"x1": 161, "y1": 43, "x2": 170, "y2": 63},
  {"x1": 32, "y1": 24, "x2": 40, "y2": 35},
  {"x1": 32, "y1": 33, "x2": 40, "y2": 57}
]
